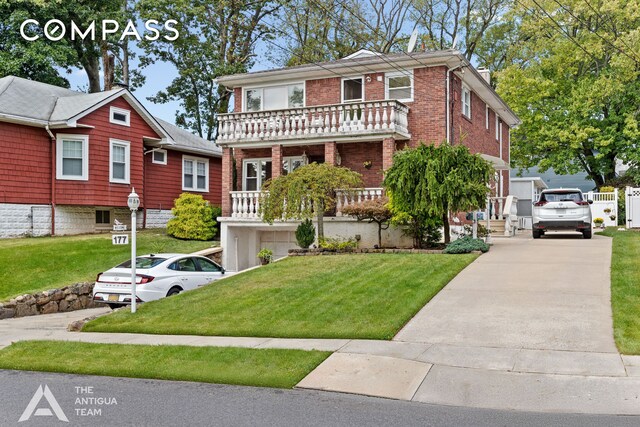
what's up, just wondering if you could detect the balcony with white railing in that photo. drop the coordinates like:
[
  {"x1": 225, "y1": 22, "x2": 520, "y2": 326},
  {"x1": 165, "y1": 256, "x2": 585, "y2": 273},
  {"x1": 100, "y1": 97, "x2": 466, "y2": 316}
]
[
  {"x1": 229, "y1": 188, "x2": 385, "y2": 219},
  {"x1": 217, "y1": 100, "x2": 410, "y2": 146}
]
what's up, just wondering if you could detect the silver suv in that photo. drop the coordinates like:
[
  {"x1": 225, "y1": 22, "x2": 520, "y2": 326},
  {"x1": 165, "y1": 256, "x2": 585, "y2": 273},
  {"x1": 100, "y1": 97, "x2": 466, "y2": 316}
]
[{"x1": 532, "y1": 188, "x2": 593, "y2": 239}]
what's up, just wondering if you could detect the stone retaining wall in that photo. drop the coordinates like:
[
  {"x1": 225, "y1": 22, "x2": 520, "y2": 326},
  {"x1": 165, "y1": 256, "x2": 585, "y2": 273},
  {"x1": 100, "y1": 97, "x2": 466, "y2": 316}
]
[
  {"x1": 288, "y1": 248, "x2": 445, "y2": 256},
  {"x1": 0, "y1": 282, "x2": 95, "y2": 320}
]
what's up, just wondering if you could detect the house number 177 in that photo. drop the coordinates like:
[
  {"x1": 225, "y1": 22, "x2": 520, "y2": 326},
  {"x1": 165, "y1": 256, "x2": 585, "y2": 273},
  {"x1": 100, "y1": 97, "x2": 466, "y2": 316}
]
[{"x1": 112, "y1": 234, "x2": 129, "y2": 245}]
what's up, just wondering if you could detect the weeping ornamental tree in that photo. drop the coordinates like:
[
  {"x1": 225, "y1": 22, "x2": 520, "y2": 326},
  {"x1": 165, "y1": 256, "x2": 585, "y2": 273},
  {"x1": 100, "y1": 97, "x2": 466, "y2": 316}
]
[
  {"x1": 383, "y1": 143, "x2": 493, "y2": 244},
  {"x1": 259, "y1": 163, "x2": 362, "y2": 239}
]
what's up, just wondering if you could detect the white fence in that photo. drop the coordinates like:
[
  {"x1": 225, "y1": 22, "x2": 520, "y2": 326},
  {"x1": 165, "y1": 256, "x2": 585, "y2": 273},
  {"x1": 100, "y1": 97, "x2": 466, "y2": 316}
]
[
  {"x1": 583, "y1": 191, "x2": 618, "y2": 227},
  {"x1": 626, "y1": 187, "x2": 640, "y2": 228}
]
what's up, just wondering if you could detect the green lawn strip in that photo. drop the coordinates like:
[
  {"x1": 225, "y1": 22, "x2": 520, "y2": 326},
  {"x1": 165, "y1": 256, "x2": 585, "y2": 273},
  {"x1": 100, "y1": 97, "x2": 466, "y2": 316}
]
[
  {"x1": 598, "y1": 229, "x2": 640, "y2": 354},
  {"x1": 0, "y1": 341, "x2": 330, "y2": 389},
  {"x1": 84, "y1": 253, "x2": 477, "y2": 340},
  {"x1": 0, "y1": 231, "x2": 215, "y2": 301}
]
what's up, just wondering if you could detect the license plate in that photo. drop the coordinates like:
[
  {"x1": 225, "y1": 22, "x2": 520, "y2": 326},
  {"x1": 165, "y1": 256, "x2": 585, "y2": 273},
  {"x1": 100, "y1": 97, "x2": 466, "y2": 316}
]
[
  {"x1": 108, "y1": 294, "x2": 119, "y2": 302},
  {"x1": 555, "y1": 209, "x2": 566, "y2": 214}
]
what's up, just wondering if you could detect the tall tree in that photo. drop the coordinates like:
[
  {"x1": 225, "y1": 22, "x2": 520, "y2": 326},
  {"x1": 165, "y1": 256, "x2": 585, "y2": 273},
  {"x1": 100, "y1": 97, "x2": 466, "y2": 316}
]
[
  {"x1": 260, "y1": 163, "x2": 363, "y2": 240},
  {"x1": 137, "y1": 0, "x2": 280, "y2": 140},
  {"x1": 0, "y1": 0, "x2": 139, "y2": 92},
  {"x1": 383, "y1": 143, "x2": 492, "y2": 243},
  {"x1": 412, "y1": 0, "x2": 509, "y2": 60},
  {"x1": 496, "y1": 0, "x2": 640, "y2": 187}
]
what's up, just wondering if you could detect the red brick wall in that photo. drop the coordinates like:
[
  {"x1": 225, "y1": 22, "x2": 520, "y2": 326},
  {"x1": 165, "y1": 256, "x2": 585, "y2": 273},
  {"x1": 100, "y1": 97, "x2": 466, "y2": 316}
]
[
  {"x1": 145, "y1": 149, "x2": 222, "y2": 210},
  {"x1": 305, "y1": 78, "x2": 341, "y2": 106},
  {"x1": 234, "y1": 88, "x2": 242, "y2": 112},
  {"x1": 0, "y1": 122, "x2": 52, "y2": 204},
  {"x1": 364, "y1": 73, "x2": 385, "y2": 101},
  {"x1": 405, "y1": 66, "x2": 447, "y2": 147}
]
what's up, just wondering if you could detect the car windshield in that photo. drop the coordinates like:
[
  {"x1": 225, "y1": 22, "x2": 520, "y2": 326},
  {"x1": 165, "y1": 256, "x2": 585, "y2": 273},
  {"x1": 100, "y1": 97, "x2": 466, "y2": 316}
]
[
  {"x1": 540, "y1": 192, "x2": 583, "y2": 203},
  {"x1": 117, "y1": 257, "x2": 167, "y2": 269}
]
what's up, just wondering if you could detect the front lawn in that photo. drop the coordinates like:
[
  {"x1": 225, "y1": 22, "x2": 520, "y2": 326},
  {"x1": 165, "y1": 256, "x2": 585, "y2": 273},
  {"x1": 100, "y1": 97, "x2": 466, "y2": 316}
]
[
  {"x1": 0, "y1": 341, "x2": 329, "y2": 388},
  {"x1": 598, "y1": 229, "x2": 640, "y2": 354},
  {"x1": 84, "y1": 253, "x2": 477, "y2": 340},
  {"x1": 0, "y1": 231, "x2": 215, "y2": 301}
]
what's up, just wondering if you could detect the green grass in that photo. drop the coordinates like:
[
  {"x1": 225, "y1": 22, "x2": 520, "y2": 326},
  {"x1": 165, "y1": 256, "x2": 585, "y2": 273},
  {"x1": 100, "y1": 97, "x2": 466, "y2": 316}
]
[
  {"x1": 84, "y1": 253, "x2": 477, "y2": 340},
  {"x1": 0, "y1": 341, "x2": 329, "y2": 388},
  {"x1": 0, "y1": 231, "x2": 215, "y2": 301},
  {"x1": 598, "y1": 229, "x2": 640, "y2": 354}
]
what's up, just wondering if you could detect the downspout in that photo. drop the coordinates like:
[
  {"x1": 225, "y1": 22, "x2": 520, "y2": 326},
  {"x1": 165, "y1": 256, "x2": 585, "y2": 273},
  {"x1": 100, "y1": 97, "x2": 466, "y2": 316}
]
[
  {"x1": 446, "y1": 65, "x2": 462, "y2": 144},
  {"x1": 46, "y1": 125, "x2": 56, "y2": 236},
  {"x1": 142, "y1": 148, "x2": 147, "y2": 229}
]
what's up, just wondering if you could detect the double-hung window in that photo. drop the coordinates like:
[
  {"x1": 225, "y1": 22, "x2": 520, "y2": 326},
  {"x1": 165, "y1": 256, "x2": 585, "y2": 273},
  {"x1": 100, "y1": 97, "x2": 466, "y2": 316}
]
[
  {"x1": 244, "y1": 83, "x2": 304, "y2": 112},
  {"x1": 495, "y1": 115, "x2": 500, "y2": 140},
  {"x1": 386, "y1": 71, "x2": 413, "y2": 102},
  {"x1": 56, "y1": 134, "x2": 89, "y2": 181},
  {"x1": 461, "y1": 85, "x2": 471, "y2": 119},
  {"x1": 486, "y1": 105, "x2": 490, "y2": 130},
  {"x1": 183, "y1": 156, "x2": 209, "y2": 192},
  {"x1": 243, "y1": 159, "x2": 272, "y2": 191},
  {"x1": 109, "y1": 139, "x2": 130, "y2": 184}
]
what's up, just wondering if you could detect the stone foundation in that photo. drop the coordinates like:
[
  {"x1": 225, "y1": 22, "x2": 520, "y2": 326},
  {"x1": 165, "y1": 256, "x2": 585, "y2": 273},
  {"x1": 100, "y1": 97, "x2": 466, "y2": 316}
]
[{"x1": 0, "y1": 282, "x2": 96, "y2": 319}]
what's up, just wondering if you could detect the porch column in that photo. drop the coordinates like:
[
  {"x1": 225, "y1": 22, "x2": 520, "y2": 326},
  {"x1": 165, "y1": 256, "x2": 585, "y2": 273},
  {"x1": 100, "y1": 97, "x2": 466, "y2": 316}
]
[
  {"x1": 382, "y1": 137, "x2": 395, "y2": 172},
  {"x1": 221, "y1": 147, "x2": 233, "y2": 217},
  {"x1": 325, "y1": 142, "x2": 337, "y2": 165},
  {"x1": 271, "y1": 144, "x2": 282, "y2": 179}
]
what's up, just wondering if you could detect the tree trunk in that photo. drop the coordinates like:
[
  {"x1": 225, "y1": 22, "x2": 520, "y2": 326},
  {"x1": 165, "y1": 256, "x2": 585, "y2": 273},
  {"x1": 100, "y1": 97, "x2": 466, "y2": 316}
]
[
  {"x1": 442, "y1": 212, "x2": 450, "y2": 244},
  {"x1": 377, "y1": 222, "x2": 382, "y2": 248},
  {"x1": 83, "y1": 56, "x2": 102, "y2": 93}
]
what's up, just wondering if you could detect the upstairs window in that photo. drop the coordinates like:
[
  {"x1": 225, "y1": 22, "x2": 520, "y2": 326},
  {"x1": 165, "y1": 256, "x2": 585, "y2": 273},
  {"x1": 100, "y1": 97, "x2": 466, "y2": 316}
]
[
  {"x1": 495, "y1": 115, "x2": 500, "y2": 140},
  {"x1": 183, "y1": 156, "x2": 209, "y2": 192},
  {"x1": 486, "y1": 105, "x2": 490, "y2": 130},
  {"x1": 110, "y1": 106, "x2": 130, "y2": 126},
  {"x1": 462, "y1": 85, "x2": 471, "y2": 119},
  {"x1": 244, "y1": 83, "x2": 304, "y2": 112},
  {"x1": 342, "y1": 77, "x2": 363, "y2": 103},
  {"x1": 386, "y1": 71, "x2": 413, "y2": 102},
  {"x1": 109, "y1": 139, "x2": 130, "y2": 184},
  {"x1": 56, "y1": 134, "x2": 89, "y2": 181}
]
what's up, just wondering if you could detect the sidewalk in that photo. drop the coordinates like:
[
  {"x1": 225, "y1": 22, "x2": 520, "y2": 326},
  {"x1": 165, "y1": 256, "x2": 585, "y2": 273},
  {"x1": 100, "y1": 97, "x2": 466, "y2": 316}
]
[{"x1": 2, "y1": 233, "x2": 640, "y2": 414}]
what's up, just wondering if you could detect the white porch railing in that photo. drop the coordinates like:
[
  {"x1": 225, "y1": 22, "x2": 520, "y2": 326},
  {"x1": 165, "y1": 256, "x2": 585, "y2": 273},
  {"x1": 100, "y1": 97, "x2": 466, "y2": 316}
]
[
  {"x1": 335, "y1": 188, "x2": 384, "y2": 216},
  {"x1": 486, "y1": 195, "x2": 518, "y2": 237},
  {"x1": 229, "y1": 188, "x2": 385, "y2": 219},
  {"x1": 217, "y1": 100, "x2": 410, "y2": 144}
]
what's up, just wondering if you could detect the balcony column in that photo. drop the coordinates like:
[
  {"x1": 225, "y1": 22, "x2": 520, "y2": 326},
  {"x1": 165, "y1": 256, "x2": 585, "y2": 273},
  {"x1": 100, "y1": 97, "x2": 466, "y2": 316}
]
[
  {"x1": 221, "y1": 147, "x2": 233, "y2": 217},
  {"x1": 272, "y1": 144, "x2": 283, "y2": 179},
  {"x1": 325, "y1": 141, "x2": 337, "y2": 165},
  {"x1": 382, "y1": 137, "x2": 395, "y2": 172}
]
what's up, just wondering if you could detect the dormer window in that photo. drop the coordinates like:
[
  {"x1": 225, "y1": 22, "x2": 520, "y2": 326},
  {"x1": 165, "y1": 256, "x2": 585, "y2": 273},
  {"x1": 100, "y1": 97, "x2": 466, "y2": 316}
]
[
  {"x1": 110, "y1": 106, "x2": 130, "y2": 126},
  {"x1": 243, "y1": 83, "x2": 304, "y2": 112}
]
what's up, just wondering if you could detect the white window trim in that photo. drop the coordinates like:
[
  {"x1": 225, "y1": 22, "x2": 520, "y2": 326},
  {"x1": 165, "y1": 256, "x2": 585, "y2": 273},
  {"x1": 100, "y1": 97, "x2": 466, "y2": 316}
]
[
  {"x1": 56, "y1": 134, "x2": 89, "y2": 181},
  {"x1": 182, "y1": 155, "x2": 209, "y2": 192},
  {"x1": 282, "y1": 156, "x2": 305, "y2": 174},
  {"x1": 152, "y1": 149, "x2": 167, "y2": 165},
  {"x1": 109, "y1": 139, "x2": 130, "y2": 184},
  {"x1": 486, "y1": 105, "x2": 490, "y2": 130},
  {"x1": 242, "y1": 82, "x2": 306, "y2": 112},
  {"x1": 461, "y1": 85, "x2": 472, "y2": 119},
  {"x1": 495, "y1": 115, "x2": 500, "y2": 140},
  {"x1": 341, "y1": 76, "x2": 365, "y2": 103},
  {"x1": 385, "y1": 70, "x2": 414, "y2": 102},
  {"x1": 109, "y1": 106, "x2": 130, "y2": 127},
  {"x1": 242, "y1": 158, "x2": 272, "y2": 191}
]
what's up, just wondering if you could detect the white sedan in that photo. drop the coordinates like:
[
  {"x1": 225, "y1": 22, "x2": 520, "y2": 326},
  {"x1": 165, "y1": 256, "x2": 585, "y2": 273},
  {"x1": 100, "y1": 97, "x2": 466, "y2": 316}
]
[{"x1": 93, "y1": 253, "x2": 225, "y2": 309}]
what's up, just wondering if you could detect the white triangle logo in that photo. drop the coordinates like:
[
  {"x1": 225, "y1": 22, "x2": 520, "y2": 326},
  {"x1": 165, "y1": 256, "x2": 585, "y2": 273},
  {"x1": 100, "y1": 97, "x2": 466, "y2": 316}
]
[{"x1": 19, "y1": 385, "x2": 69, "y2": 422}]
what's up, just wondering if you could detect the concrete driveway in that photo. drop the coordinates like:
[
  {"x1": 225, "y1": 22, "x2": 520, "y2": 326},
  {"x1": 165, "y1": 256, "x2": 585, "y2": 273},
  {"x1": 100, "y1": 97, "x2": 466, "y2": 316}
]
[{"x1": 394, "y1": 232, "x2": 616, "y2": 352}]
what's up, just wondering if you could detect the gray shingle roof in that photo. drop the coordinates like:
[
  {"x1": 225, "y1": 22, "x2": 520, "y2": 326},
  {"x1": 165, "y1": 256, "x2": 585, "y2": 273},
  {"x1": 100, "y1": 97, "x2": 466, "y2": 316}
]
[
  {"x1": 156, "y1": 118, "x2": 222, "y2": 157},
  {"x1": 0, "y1": 76, "x2": 219, "y2": 156}
]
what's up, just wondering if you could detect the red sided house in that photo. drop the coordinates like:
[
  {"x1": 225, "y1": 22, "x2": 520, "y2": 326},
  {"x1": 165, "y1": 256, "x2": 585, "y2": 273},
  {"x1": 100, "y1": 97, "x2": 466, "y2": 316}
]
[
  {"x1": 216, "y1": 49, "x2": 520, "y2": 271},
  {"x1": 0, "y1": 76, "x2": 221, "y2": 238}
]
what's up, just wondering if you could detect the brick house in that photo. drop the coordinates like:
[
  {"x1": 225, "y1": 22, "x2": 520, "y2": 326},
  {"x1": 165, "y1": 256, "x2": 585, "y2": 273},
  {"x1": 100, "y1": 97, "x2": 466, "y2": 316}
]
[
  {"x1": 216, "y1": 49, "x2": 520, "y2": 271},
  {"x1": 0, "y1": 76, "x2": 221, "y2": 238}
]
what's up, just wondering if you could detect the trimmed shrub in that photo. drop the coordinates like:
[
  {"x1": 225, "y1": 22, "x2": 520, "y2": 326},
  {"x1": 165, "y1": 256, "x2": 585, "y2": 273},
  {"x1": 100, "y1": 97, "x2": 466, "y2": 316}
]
[
  {"x1": 295, "y1": 219, "x2": 315, "y2": 248},
  {"x1": 166, "y1": 193, "x2": 217, "y2": 241},
  {"x1": 443, "y1": 237, "x2": 489, "y2": 254},
  {"x1": 318, "y1": 237, "x2": 357, "y2": 252}
]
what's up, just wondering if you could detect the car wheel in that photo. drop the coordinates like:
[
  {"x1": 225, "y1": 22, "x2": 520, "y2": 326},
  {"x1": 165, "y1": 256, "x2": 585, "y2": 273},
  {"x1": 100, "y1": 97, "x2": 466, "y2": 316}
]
[
  {"x1": 532, "y1": 228, "x2": 542, "y2": 239},
  {"x1": 583, "y1": 228, "x2": 592, "y2": 239},
  {"x1": 167, "y1": 287, "x2": 182, "y2": 297},
  {"x1": 107, "y1": 303, "x2": 120, "y2": 310}
]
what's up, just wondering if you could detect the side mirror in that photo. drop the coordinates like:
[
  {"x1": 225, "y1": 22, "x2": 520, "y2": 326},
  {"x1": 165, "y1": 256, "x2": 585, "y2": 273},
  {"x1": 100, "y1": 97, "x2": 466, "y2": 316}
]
[
  {"x1": 588, "y1": 200, "x2": 593, "y2": 204},
  {"x1": 221, "y1": 267, "x2": 225, "y2": 274}
]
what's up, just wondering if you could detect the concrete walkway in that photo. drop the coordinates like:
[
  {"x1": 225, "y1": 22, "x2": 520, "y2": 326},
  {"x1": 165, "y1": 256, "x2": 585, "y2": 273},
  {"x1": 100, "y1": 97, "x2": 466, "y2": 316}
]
[{"x1": 2, "y1": 233, "x2": 640, "y2": 414}]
